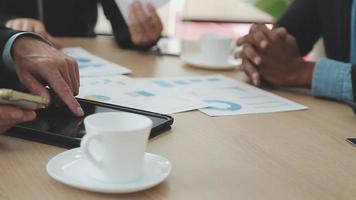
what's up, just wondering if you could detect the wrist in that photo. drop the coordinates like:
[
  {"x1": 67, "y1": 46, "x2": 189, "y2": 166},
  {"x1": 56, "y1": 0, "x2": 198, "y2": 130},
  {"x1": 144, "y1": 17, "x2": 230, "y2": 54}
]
[
  {"x1": 293, "y1": 59, "x2": 315, "y2": 88},
  {"x1": 12, "y1": 36, "x2": 52, "y2": 62},
  {"x1": 12, "y1": 34, "x2": 53, "y2": 61},
  {"x1": 2, "y1": 32, "x2": 44, "y2": 75},
  {"x1": 12, "y1": 36, "x2": 35, "y2": 59}
]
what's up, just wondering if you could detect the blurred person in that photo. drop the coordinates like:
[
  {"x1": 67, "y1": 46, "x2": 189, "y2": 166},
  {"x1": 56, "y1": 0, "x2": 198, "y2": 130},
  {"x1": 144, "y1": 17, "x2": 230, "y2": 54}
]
[
  {"x1": 0, "y1": 0, "x2": 163, "y2": 50},
  {"x1": 0, "y1": 25, "x2": 84, "y2": 132},
  {"x1": 236, "y1": 0, "x2": 356, "y2": 103}
]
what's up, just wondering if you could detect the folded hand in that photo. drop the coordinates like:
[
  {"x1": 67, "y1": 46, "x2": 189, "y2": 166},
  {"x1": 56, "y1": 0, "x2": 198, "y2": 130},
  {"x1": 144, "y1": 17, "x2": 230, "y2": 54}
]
[{"x1": 235, "y1": 24, "x2": 313, "y2": 87}]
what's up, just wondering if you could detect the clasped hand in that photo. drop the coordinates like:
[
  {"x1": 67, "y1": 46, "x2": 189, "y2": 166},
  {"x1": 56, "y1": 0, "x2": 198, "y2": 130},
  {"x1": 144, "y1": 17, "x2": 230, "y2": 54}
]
[{"x1": 235, "y1": 24, "x2": 314, "y2": 88}]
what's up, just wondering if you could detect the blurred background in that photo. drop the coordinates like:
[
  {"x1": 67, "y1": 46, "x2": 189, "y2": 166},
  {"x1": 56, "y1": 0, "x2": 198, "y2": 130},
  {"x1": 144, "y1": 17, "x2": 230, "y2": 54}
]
[
  {"x1": 95, "y1": 0, "x2": 324, "y2": 60},
  {"x1": 95, "y1": 0, "x2": 290, "y2": 37}
]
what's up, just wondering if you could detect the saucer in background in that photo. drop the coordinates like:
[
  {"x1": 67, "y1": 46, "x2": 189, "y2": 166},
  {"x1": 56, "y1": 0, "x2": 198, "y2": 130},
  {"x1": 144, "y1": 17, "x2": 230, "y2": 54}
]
[
  {"x1": 181, "y1": 52, "x2": 241, "y2": 70},
  {"x1": 46, "y1": 148, "x2": 171, "y2": 194}
]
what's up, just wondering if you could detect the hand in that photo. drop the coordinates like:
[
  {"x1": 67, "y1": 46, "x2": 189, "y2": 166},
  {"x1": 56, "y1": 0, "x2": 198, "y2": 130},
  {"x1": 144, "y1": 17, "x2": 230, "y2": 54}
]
[
  {"x1": 12, "y1": 36, "x2": 84, "y2": 117},
  {"x1": 128, "y1": 1, "x2": 163, "y2": 47},
  {"x1": 236, "y1": 24, "x2": 314, "y2": 87},
  {"x1": 0, "y1": 105, "x2": 36, "y2": 133},
  {"x1": 236, "y1": 24, "x2": 288, "y2": 85},
  {"x1": 6, "y1": 18, "x2": 63, "y2": 49}
]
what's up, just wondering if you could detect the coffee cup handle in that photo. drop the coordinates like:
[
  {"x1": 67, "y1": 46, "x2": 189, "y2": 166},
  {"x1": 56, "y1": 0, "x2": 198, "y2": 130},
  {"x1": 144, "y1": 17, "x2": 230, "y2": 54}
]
[{"x1": 81, "y1": 134, "x2": 102, "y2": 169}]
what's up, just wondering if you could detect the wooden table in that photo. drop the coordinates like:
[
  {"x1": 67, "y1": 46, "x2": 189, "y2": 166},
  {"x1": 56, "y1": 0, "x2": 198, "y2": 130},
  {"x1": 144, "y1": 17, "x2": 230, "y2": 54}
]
[{"x1": 1, "y1": 37, "x2": 356, "y2": 200}]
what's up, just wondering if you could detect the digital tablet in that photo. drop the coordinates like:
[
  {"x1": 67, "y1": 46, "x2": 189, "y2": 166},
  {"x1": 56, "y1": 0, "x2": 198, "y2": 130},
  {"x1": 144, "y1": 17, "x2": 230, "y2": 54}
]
[{"x1": 6, "y1": 98, "x2": 174, "y2": 149}]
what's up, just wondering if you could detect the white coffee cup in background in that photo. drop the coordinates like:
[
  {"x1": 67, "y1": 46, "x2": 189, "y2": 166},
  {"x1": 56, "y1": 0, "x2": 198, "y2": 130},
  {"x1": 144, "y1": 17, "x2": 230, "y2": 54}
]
[
  {"x1": 199, "y1": 34, "x2": 234, "y2": 63},
  {"x1": 81, "y1": 112, "x2": 153, "y2": 183}
]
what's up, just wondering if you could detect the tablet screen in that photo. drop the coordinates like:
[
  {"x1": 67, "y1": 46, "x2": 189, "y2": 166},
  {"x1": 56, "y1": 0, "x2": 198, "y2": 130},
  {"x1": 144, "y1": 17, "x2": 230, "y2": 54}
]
[{"x1": 8, "y1": 99, "x2": 173, "y2": 148}]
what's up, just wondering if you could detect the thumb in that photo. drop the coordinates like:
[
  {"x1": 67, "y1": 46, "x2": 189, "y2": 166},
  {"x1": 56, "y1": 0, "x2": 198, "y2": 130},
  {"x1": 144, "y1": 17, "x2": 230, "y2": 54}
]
[{"x1": 274, "y1": 27, "x2": 288, "y2": 39}]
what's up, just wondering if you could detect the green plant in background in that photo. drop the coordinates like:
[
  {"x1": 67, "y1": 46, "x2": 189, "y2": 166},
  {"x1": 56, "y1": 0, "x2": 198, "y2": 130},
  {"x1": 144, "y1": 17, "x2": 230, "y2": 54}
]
[{"x1": 254, "y1": 0, "x2": 289, "y2": 19}]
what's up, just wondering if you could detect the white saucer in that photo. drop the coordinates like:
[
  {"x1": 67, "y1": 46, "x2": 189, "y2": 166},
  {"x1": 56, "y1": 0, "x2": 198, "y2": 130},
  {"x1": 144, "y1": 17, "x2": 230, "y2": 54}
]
[
  {"x1": 46, "y1": 148, "x2": 171, "y2": 194},
  {"x1": 181, "y1": 53, "x2": 241, "y2": 70}
]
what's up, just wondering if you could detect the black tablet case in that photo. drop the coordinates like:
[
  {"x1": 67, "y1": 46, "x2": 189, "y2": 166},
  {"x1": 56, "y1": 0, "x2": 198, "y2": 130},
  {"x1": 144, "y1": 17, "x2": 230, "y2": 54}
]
[{"x1": 6, "y1": 99, "x2": 174, "y2": 149}]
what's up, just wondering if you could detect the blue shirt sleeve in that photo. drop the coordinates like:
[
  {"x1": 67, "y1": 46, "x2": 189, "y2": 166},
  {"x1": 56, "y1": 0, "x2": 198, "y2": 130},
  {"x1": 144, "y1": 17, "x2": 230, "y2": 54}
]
[
  {"x1": 2, "y1": 32, "x2": 52, "y2": 72},
  {"x1": 312, "y1": 58, "x2": 353, "y2": 102}
]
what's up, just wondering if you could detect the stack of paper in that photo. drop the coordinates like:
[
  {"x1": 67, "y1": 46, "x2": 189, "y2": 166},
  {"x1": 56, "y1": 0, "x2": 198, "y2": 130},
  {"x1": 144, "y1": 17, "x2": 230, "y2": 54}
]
[
  {"x1": 64, "y1": 47, "x2": 307, "y2": 116},
  {"x1": 78, "y1": 75, "x2": 207, "y2": 114},
  {"x1": 78, "y1": 74, "x2": 307, "y2": 116},
  {"x1": 134, "y1": 75, "x2": 307, "y2": 116}
]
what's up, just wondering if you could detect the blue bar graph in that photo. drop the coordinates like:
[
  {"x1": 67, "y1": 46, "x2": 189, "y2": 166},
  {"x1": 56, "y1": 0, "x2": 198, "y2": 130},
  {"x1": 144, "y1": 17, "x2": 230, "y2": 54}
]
[
  {"x1": 206, "y1": 78, "x2": 221, "y2": 82},
  {"x1": 153, "y1": 80, "x2": 175, "y2": 88},
  {"x1": 136, "y1": 91, "x2": 155, "y2": 97},
  {"x1": 173, "y1": 80, "x2": 189, "y2": 85},
  {"x1": 189, "y1": 79, "x2": 203, "y2": 82}
]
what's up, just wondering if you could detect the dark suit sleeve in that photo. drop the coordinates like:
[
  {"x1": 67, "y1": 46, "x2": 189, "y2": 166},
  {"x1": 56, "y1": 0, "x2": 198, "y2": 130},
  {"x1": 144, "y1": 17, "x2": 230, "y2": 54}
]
[
  {"x1": 0, "y1": 25, "x2": 21, "y2": 67},
  {"x1": 0, "y1": 25, "x2": 23, "y2": 88},
  {"x1": 276, "y1": 0, "x2": 321, "y2": 56},
  {"x1": 100, "y1": 0, "x2": 156, "y2": 50}
]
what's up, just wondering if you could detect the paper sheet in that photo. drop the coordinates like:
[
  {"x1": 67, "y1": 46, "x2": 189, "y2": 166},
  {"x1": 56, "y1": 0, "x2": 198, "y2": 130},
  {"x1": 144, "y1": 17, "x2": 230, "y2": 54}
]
[
  {"x1": 115, "y1": 0, "x2": 170, "y2": 22},
  {"x1": 78, "y1": 74, "x2": 307, "y2": 116},
  {"x1": 63, "y1": 47, "x2": 131, "y2": 77},
  {"x1": 78, "y1": 75, "x2": 207, "y2": 114},
  {"x1": 135, "y1": 75, "x2": 308, "y2": 116}
]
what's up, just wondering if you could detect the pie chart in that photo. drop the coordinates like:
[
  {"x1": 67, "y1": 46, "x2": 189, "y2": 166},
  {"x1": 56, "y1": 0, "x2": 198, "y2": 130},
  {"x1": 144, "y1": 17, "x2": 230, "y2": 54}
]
[{"x1": 204, "y1": 100, "x2": 242, "y2": 111}]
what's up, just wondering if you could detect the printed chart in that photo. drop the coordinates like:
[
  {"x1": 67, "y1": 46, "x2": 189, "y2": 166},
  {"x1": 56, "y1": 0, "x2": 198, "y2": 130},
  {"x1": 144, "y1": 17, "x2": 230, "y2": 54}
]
[
  {"x1": 63, "y1": 47, "x2": 131, "y2": 77},
  {"x1": 204, "y1": 100, "x2": 242, "y2": 111},
  {"x1": 78, "y1": 75, "x2": 307, "y2": 116},
  {"x1": 136, "y1": 75, "x2": 308, "y2": 116},
  {"x1": 80, "y1": 75, "x2": 134, "y2": 87},
  {"x1": 78, "y1": 75, "x2": 207, "y2": 114}
]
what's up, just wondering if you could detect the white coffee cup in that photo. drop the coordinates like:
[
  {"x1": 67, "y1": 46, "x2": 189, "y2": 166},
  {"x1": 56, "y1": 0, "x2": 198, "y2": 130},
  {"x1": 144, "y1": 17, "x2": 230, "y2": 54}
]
[
  {"x1": 199, "y1": 34, "x2": 234, "y2": 63},
  {"x1": 81, "y1": 112, "x2": 153, "y2": 183}
]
